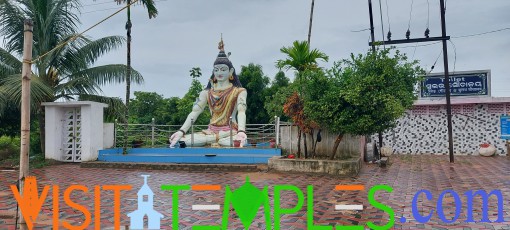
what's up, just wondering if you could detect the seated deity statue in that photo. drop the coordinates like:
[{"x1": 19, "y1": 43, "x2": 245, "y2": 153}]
[{"x1": 169, "y1": 38, "x2": 248, "y2": 148}]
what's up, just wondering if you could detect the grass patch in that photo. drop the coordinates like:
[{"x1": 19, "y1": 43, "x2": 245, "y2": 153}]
[{"x1": 0, "y1": 152, "x2": 54, "y2": 169}]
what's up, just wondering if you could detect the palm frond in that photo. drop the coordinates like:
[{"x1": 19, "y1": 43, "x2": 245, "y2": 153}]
[
  {"x1": 54, "y1": 76, "x2": 101, "y2": 100},
  {"x1": 68, "y1": 64, "x2": 144, "y2": 86},
  {"x1": 0, "y1": 74, "x2": 54, "y2": 108},
  {"x1": 72, "y1": 36, "x2": 125, "y2": 66},
  {"x1": 276, "y1": 41, "x2": 328, "y2": 72},
  {"x1": 0, "y1": 47, "x2": 22, "y2": 75},
  {"x1": 78, "y1": 94, "x2": 126, "y2": 122},
  {"x1": 0, "y1": 0, "x2": 25, "y2": 54},
  {"x1": 115, "y1": 0, "x2": 158, "y2": 18}
]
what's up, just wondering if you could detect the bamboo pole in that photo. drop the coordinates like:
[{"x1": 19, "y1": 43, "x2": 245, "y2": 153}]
[{"x1": 18, "y1": 19, "x2": 33, "y2": 230}]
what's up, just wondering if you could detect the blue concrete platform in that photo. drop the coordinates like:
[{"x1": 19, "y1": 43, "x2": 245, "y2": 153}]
[{"x1": 98, "y1": 148, "x2": 281, "y2": 164}]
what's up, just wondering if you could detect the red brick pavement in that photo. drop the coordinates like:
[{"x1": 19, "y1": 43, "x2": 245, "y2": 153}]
[{"x1": 0, "y1": 155, "x2": 509, "y2": 229}]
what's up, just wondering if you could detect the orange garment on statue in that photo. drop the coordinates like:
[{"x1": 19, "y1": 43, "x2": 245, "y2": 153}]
[{"x1": 207, "y1": 86, "x2": 246, "y2": 131}]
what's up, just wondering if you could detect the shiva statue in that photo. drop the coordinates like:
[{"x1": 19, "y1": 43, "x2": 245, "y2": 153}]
[{"x1": 169, "y1": 38, "x2": 248, "y2": 147}]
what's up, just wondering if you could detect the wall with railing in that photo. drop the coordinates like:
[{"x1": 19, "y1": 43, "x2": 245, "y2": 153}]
[{"x1": 113, "y1": 118, "x2": 280, "y2": 148}]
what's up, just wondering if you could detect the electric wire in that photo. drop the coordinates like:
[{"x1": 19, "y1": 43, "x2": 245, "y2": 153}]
[
  {"x1": 378, "y1": 0, "x2": 386, "y2": 48},
  {"x1": 452, "y1": 27, "x2": 510, "y2": 39},
  {"x1": 385, "y1": 0, "x2": 391, "y2": 32},
  {"x1": 82, "y1": 0, "x2": 168, "y2": 14},
  {"x1": 426, "y1": 0, "x2": 430, "y2": 28},
  {"x1": 351, "y1": 28, "x2": 371, "y2": 32},
  {"x1": 448, "y1": 39, "x2": 457, "y2": 74},
  {"x1": 32, "y1": 0, "x2": 141, "y2": 63},
  {"x1": 429, "y1": 50, "x2": 443, "y2": 75},
  {"x1": 407, "y1": 0, "x2": 414, "y2": 30}
]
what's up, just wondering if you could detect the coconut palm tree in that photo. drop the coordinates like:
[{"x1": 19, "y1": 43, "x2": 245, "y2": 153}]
[
  {"x1": 113, "y1": 0, "x2": 157, "y2": 153},
  {"x1": 276, "y1": 40, "x2": 328, "y2": 158},
  {"x1": 0, "y1": 0, "x2": 144, "y2": 153}
]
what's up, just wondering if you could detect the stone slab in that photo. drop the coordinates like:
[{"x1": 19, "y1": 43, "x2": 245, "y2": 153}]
[{"x1": 268, "y1": 156, "x2": 361, "y2": 176}]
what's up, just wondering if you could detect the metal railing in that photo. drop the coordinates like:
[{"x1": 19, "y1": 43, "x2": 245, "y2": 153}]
[{"x1": 114, "y1": 117, "x2": 280, "y2": 148}]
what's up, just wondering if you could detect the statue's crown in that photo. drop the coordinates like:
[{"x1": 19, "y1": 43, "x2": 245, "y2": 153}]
[{"x1": 216, "y1": 34, "x2": 230, "y2": 62}]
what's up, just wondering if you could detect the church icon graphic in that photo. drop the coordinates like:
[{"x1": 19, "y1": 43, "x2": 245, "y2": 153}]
[{"x1": 128, "y1": 175, "x2": 164, "y2": 229}]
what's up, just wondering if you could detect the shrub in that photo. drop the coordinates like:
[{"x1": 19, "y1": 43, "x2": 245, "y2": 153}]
[{"x1": 0, "y1": 135, "x2": 21, "y2": 161}]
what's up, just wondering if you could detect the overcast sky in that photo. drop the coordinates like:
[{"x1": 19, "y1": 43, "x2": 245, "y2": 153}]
[{"x1": 18, "y1": 0, "x2": 510, "y2": 99}]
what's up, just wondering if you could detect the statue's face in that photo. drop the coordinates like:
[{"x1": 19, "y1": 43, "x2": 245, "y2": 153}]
[{"x1": 213, "y1": 64, "x2": 233, "y2": 82}]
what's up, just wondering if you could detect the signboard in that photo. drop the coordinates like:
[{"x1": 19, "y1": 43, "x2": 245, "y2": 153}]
[
  {"x1": 420, "y1": 71, "x2": 489, "y2": 98},
  {"x1": 502, "y1": 115, "x2": 510, "y2": 140}
]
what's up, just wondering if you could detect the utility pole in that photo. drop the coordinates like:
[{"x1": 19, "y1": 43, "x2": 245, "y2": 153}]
[
  {"x1": 439, "y1": 0, "x2": 454, "y2": 163},
  {"x1": 367, "y1": 0, "x2": 383, "y2": 149},
  {"x1": 18, "y1": 19, "x2": 33, "y2": 230},
  {"x1": 307, "y1": 0, "x2": 315, "y2": 44},
  {"x1": 368, "y1": 0, "x2": 376, "y2": 53},
  {"x1": 368, "y1": 0, "x2": 454, "y2": 162}
]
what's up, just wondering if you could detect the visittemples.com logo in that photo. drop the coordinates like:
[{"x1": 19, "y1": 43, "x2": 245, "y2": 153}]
[{"x1": 9, "y1": 175, "x2": 506, "y2": 229}]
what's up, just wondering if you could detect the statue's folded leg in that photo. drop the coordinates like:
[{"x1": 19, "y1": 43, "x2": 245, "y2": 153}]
[
  {"x1": 181, "y1": 133, "x2": 215, "y2": 147},
  {"x1": 217, "y1": 130, "x2": 241, "y2": 147}
]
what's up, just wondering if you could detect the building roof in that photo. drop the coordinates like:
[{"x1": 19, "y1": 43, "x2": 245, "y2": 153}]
[{"x1": 415, "y1": 97, "x2": 510, "y2": 106}]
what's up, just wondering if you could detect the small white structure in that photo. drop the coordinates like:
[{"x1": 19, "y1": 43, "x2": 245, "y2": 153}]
[
  {"x1": 42, "y1": 101, "x2": 108, "y2": 162},
  {"x1": 128, "y1": 175, "x2": 163, "y2": 229}
]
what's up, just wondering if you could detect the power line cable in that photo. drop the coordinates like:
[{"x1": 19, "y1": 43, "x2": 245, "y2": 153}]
[
  {"x1": 385, "y1": 0, "x2": 391, "y2": 31},
  {"x1": 385, "y1": 0, "x2": 392, "y2": 40},
  {"x1": 411, "y1": 42, "x2": 418, "y2": 60},
  {"x1": 452, "y1": 27, "x2": 510, "y2": 38},
  {"x1": 428, "y1": 50, "x2": 443, "y2": 75},
  {"x1": 82, "y1": 0, "x2": 168, "y2": 14},
  {"x1": 427, "y1": 0, "x2": 430, "y2": 29},
  {"x1": 82, "y1": 1, "x2": 116, "y2": 7},
  {"x1": 448, "y1": 40, "x2": 457, "y2": 74},
  {"x1": 407, "y1": 0, "x2": 414, "y2": 30},
  {"x1": 378, "y1": 0, "x2": 386, "y2": 49},
  {"x1": 350, "y1": 28, "x2": 371, "y2": 32},
  {"x1": 82, "y1": 6, "x2": 122, "y2": 14},
  {"x1": 406, "y1": 0, "x2": 414, "y2": 39},
  {"x1": 391, "y1": 41, "x2": 441, "y2": 49},
  {"x1": 33, "y1": 0, "x2": 141, "y2": 63}
]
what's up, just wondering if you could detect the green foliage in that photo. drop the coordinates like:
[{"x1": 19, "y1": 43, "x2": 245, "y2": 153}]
[
  {"x1": 275, "y1": 40, "x2": 328, "y2": 126},
  {"x1": 175, "y1": 67, "x2": 210, "y2": 125},
  {"x1": 276, "y1": 41, "x2": 329, "y2": 72},
  {"x1": 0, "y1": 135, "x2": 20, "y2": 161},
  {"x1": 0, "y1": 102, "x2": 21, "y2": 136},
  {"x1": 238, "y1": 63, "x2": 270, "y2": 124},
  {"x1": 264, "y1": 71, "x2": 291, "y2": 121},
  {"x1": 304, "y1": 48, "x2": 425, "y2": 136},
  {"x1": 129, "y1": 91, "x2": 180, "y2": 125},
  {"x1": 0, "y1": 0, "x2": 144, "y2": 152}
]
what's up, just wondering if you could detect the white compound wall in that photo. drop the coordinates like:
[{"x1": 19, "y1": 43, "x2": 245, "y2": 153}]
[{"x1": 373, "y1": 102, "x2": 510, "y2": 156}]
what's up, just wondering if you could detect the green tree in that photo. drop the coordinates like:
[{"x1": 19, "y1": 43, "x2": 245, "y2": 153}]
[
  {"x1": 113, "y1": 0, "x2": 158, "y2": 153},
  {"x1": 128, "y1": 91, "x2": 179, "y2": 125},
  {"x1": 175, "y1": 67, "x2": 210, "y2": 126},
  {"x1": 304, "y1": 49, "x2": 424, "y2": 159},
  {"x1": 0, "y1": 0, "x2": 143, "y2": 153},
  {"x1": 264, "y1": 71, "x2": 291, "y2": 122},
  {"x1": 276, "y1": 41, "x2": 328, "y2": 158},
  {"x1": 238, "y1": 63, "x2": 270, "y2": 124}
]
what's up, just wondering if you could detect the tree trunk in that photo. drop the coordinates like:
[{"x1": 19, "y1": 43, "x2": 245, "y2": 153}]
[
  {"x1": 309, "y1": 129, "x2": 315, "y2": 158},
  {"x1": 378, "y1": 132, "x2": 383, "y2": 148},
  {"x1": 38, "y1": 108, "x2": 45, "y2": 154},
  {"x1": 303, "y1": 132, "x2": 308, "y2": 159},
  {"x1": 330, "y1": 134, "x2": 344, "y2": 160},
  {"x1": 123, "y1": 4, "x2": 132, "y2": 155},
  {"x1": 297, "y1": 128, "x2": 301, "y2": 158}
]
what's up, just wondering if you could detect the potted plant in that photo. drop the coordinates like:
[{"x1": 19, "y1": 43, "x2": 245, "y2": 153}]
[{"x1": 479, "y1": 143, "x2": 496, "y2": 156}]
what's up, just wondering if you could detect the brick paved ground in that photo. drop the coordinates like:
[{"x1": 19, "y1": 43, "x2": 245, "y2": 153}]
[{"x1": 0, "y1": 155, "x2": 509, "y2": 229}]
